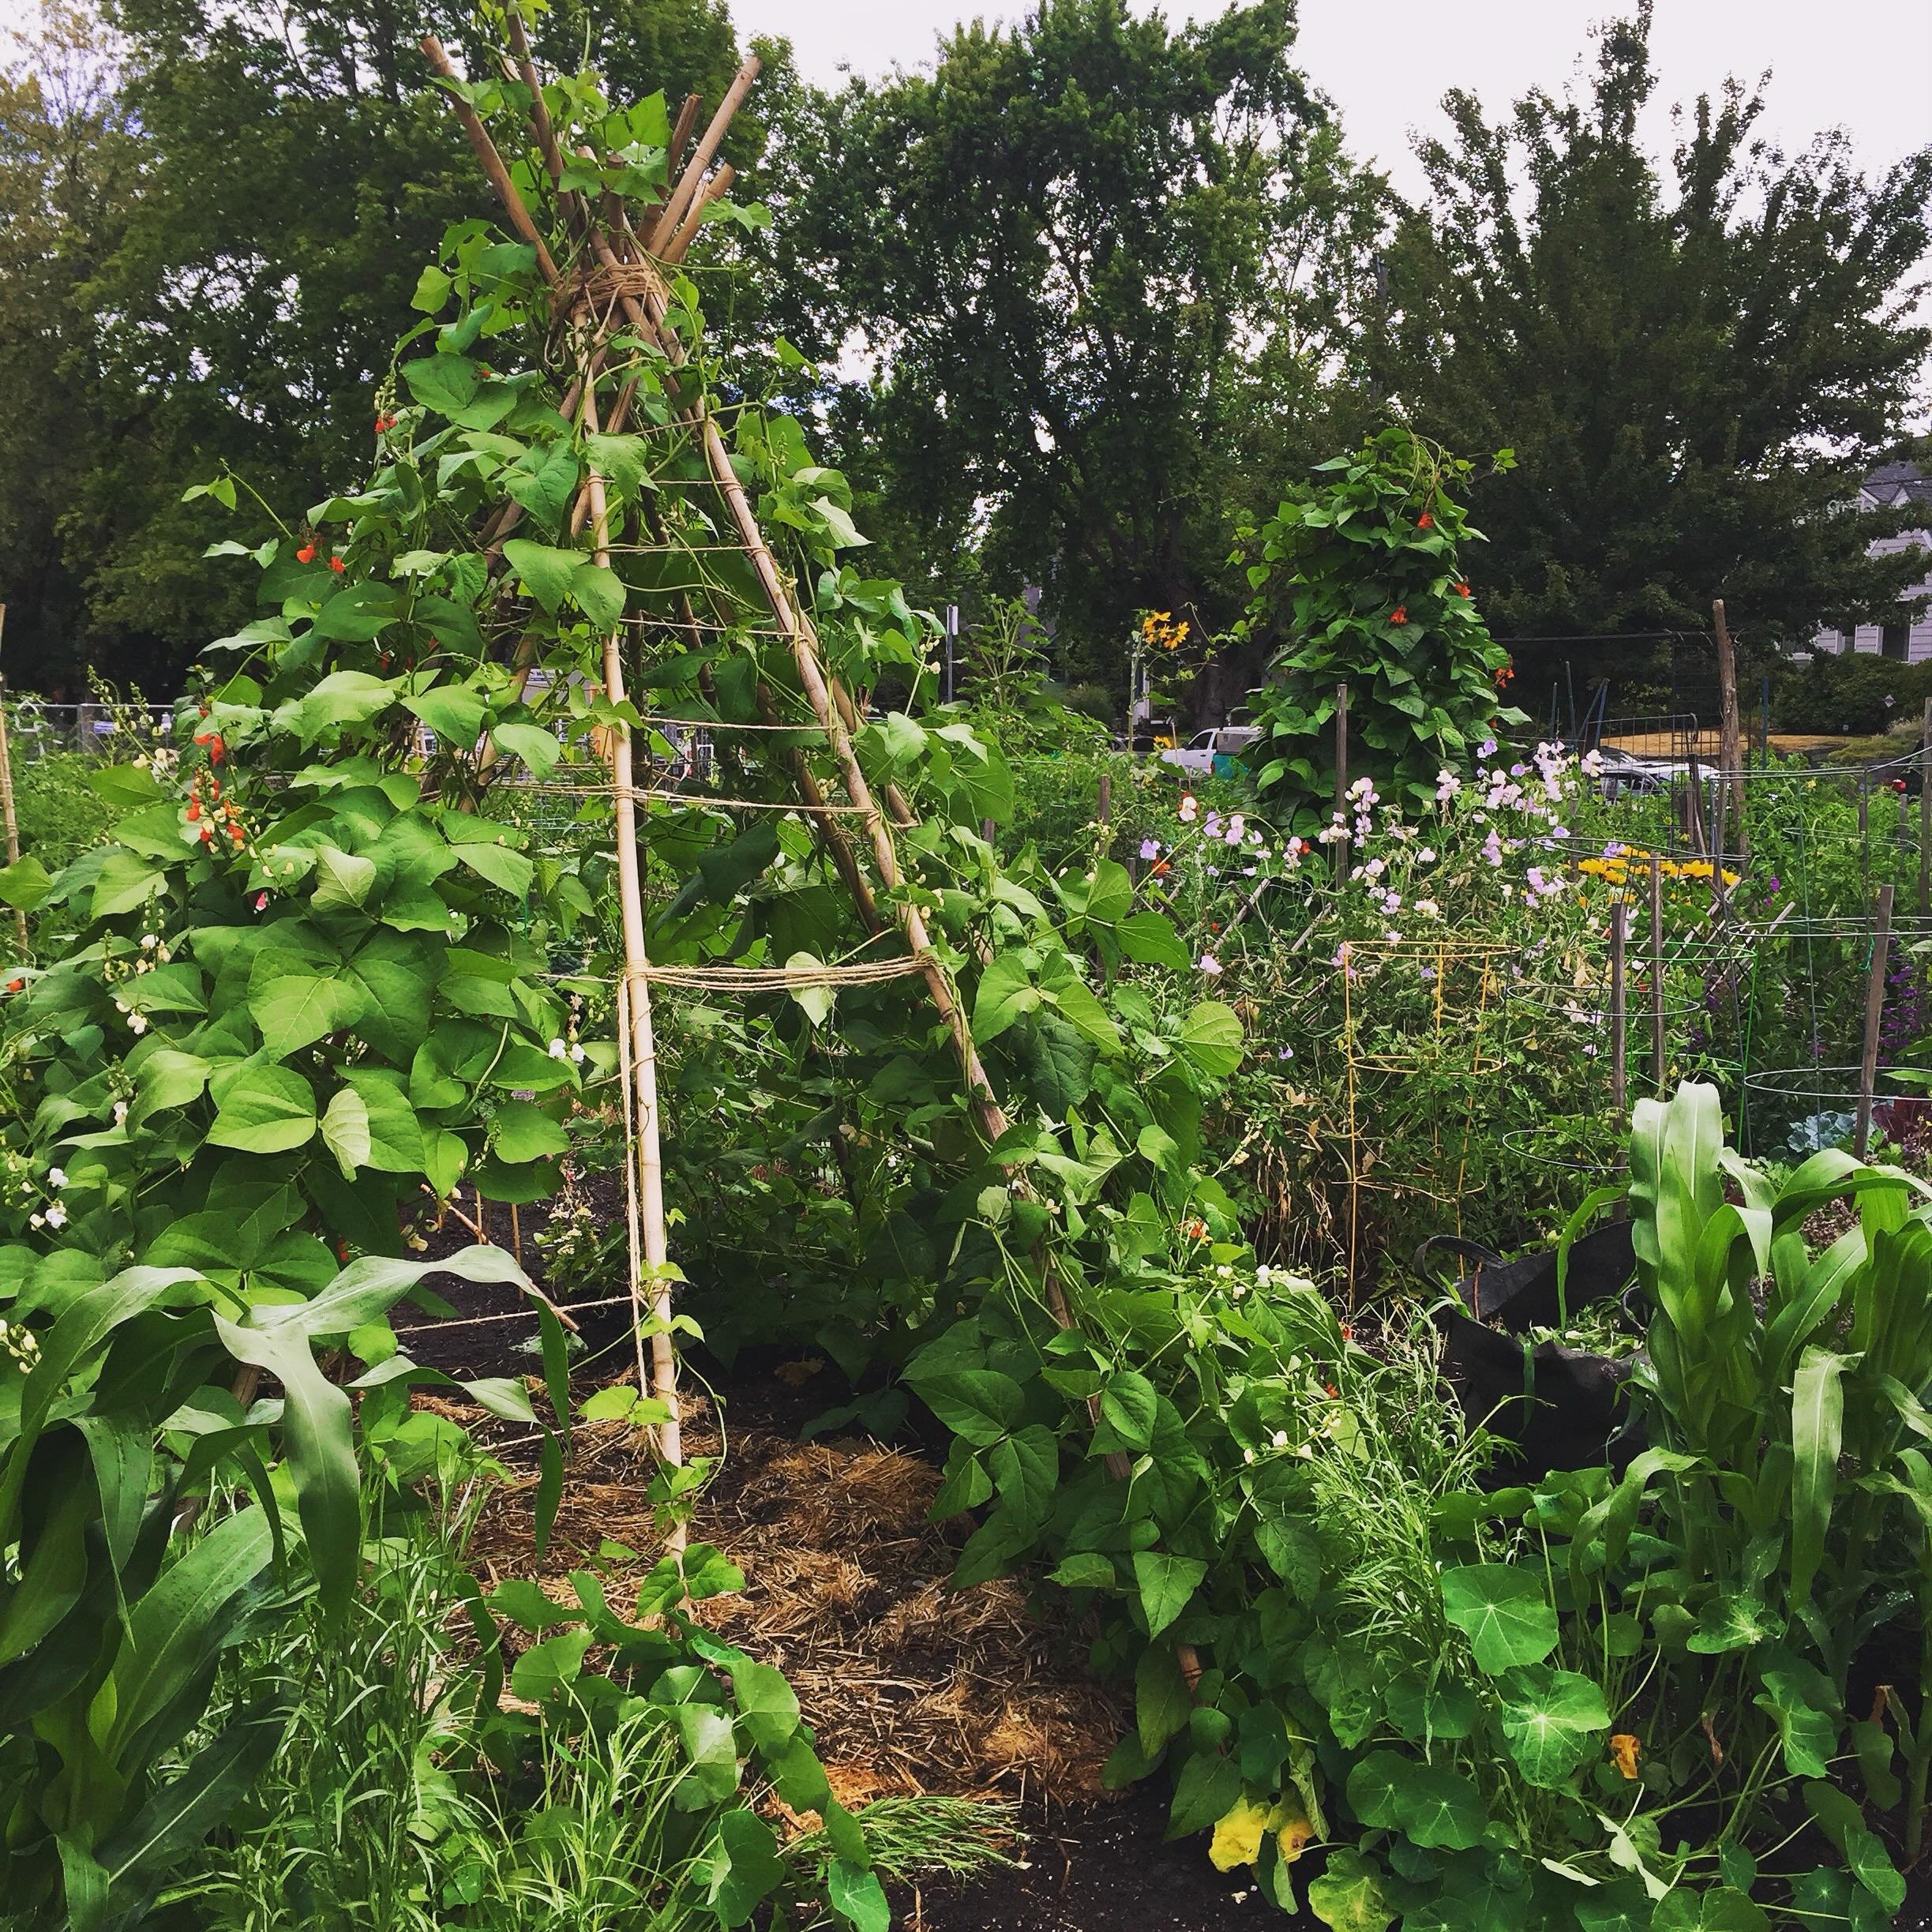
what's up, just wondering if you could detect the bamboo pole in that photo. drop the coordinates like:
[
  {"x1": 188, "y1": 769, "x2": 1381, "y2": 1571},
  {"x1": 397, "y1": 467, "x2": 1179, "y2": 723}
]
[
  {"x1": 1856, "y1": 883, "x2": 1895, "y2": 1159},
  {"x1": 419, "y1": 39, "x2": 561, "y2": 284},
  {"x1": 648, "y1": 56, "x2": 760, "y2": 253},
  {"x1": 667, "y1": 93, "x2": 703, "y2": 174},
  {"x1": 579, "y1": 372, "x2": 683, "y2": 1477},
  {"x1": 1333, "y1": 682, "x2": 1349, "y2": 872},
  {"x1": 662, "y1": 163, "x2": 734, "y2": 264}
]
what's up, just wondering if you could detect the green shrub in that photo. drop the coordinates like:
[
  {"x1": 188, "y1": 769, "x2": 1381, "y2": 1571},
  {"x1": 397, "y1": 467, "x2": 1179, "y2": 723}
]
[
  {"x1": 8, "y1": 750, "x2": 116, "y2": 871},
  {"x1": 1775, "y1": 651, "x2": 1932, "y2": 735}
]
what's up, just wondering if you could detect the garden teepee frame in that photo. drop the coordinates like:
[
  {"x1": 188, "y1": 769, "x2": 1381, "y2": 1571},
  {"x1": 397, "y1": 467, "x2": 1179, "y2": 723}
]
[{"x1": 418, "y1": 29, "x2": 1068, "y2": 1490}]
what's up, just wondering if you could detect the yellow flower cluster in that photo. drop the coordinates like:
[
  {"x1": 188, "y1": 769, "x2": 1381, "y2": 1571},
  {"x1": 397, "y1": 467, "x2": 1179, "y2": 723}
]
[
  {"x1": 1577, "y1": 850, "x2": 1741, "y2": 890},
  {"x1": 1140, "y1": 610, "x2": 1191, "y2": 652}
]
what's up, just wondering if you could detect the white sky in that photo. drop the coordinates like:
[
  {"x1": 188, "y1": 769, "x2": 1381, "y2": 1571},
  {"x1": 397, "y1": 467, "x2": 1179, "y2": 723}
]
[{"x1": 738, "y1": 0, "x2": 1932, "y2": 200}]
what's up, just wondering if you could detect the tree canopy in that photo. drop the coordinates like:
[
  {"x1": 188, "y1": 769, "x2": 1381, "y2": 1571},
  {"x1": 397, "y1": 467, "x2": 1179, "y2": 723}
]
[
  {"x1": 781, "y1": 0, "x2": 1384, "y2": 703},
  {"x1": 0, "y1": 0, "x2": 1928, "y2": 702},
  {"x1": 1372, "y1": 2, "x2": 1932, "y2": 651}
]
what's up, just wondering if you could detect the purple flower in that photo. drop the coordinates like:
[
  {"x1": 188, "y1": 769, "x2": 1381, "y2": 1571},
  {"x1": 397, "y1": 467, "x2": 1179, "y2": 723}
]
[
  {"x1": 1140, "y1": 838, "x2": 1161, "y2": 861},
  {"x1": 1478, "y1": 738, "x2": 1497, "y2": 760}
]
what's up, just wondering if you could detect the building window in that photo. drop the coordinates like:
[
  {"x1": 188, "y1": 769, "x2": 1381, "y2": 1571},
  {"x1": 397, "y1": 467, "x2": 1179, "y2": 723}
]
[{"x1": 1882, "y1": 621, "x2": 1910, "y2": 661}]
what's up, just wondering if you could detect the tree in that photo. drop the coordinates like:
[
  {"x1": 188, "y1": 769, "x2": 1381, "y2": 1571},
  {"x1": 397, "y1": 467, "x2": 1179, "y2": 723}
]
[
  {"x1": 0, "y1": 4, "x2": 141, "y2": 693},
  {"x1": 788, "y1": 0, "x2": 1383, "y2": 711},
  {"x1": 1373, "y1": 2, "x2": 1932, "y2": 657},
  {"x1": 0, "y1": 0, "x2": 762, "y2": 694}
]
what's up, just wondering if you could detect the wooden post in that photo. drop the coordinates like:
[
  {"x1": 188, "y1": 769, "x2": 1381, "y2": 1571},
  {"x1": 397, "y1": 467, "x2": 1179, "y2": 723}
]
[
  {"x1": 1610, "y1": 898, "x2": 1628, "y2": 1120},
  {"x1": 1713, "y1": 598, "x2": 1746, "y2": 846},
  {"x1": 1684, "y1": 753, "x2": 1705, "y2": 856},
  {"x1": 1856, "y1": 884, "x2": 1896, "y2": 1158},
  {"x1": 0, "y1": 613, "x2": 26, "y2": 958},
  {"x1": 1919, "y1": 698, "x2": 1930, "y2": 918},
  {"x1": 1649, "y1": 854, "x2": 1666, "y2": 1090},
  {"x1": 1333, "y1": 683, "x2": 1349, "y2": 816},
  {"x1": 1096, "y1": 769, "x2": 1112, "y2": 859}
]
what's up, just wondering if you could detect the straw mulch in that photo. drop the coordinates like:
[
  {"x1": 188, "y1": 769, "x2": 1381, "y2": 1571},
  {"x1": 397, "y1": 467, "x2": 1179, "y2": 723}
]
[{"x1": 455, "y1": 1383, "x2": 1124, "y2": 1810}]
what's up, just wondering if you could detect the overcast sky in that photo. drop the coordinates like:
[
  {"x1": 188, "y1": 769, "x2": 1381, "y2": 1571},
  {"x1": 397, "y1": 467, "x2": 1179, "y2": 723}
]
[{"x1": 733, "y1": 0, "x2": 1932, "y2": 201}]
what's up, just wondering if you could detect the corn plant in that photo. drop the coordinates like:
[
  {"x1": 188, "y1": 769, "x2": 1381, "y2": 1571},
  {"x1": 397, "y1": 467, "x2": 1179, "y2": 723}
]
[{"x1": 1604, "y1": 1079, "x2": 1932, "y2": 1895}]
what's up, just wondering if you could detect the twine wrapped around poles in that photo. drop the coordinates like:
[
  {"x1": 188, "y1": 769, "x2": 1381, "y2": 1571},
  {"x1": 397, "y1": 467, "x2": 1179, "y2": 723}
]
[{"x1": 628, "y1": 955, "x2": 929, "y2": 992}]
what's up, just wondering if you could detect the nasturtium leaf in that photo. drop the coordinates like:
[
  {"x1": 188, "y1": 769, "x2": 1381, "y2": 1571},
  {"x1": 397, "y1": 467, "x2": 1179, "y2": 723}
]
[
  {"x1": 207, "y1": 1064, "x2": 317, "y2": 1154},
  {"x1": 1344, "y1": 1750, "x2": 1487, "y2": 1850},
  {"x1": 1495, "y1": 1665, "x2": 1611, "y2": 1786},
  {"x1": 1305, "y1": 1848, "x2": 1396, "y2": 1932},
  {"x1": 707, "y1": 1807, "x2": 786, "y2": 1927},
  {"x1": 729, "y1": 1658, "x2": 802, "y2": 1755},
  {"x1": 1439, "y1": 1564, "x2": 1559, "y2": 1672},
  {"x1": 1132, "y1": 1550, "x2": 1208, "y2": 1639},
  {"x1": 827, "y1": 1859, "x2": 889, "y2": 1932},
  {"x1": 673, "y1": 1704, "x2": 741, "y2": 1807}
]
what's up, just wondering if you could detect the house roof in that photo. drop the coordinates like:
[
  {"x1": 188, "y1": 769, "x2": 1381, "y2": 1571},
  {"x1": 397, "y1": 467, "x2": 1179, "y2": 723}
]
[{"x1": 1864, "y1": 460, "x2": 1932, "y2": 508}]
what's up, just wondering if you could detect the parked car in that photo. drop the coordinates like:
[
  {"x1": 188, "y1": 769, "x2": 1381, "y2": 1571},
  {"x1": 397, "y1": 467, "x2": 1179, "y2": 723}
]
[{"x1": 1158, "y1": 723, "x2": 1258, "y2": 777}]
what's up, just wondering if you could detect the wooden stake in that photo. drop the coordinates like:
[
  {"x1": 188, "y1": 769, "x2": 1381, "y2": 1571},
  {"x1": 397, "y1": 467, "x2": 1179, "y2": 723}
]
[
  {"x1": 1649, "y1": 854, "x2": 1665, "y2": 1090},
  {"x1": 0, "y1": 614, "x2": 27, "y2": 958},
  {"x1": 1333, "y1": 683, "x2": 1349, "y2": 816},
  {"x1": 1096, "y1": 770, "x2": 1112, "y2": 857},
  {"x1": 1857, "y1": 883, "x2": 1895, "y2": 1159},
  {"x1": 1609, "y1": 898, "x2": 1627, "y2": 1120},
  {"x1": 1713, "y1": 598, "x2": 1746, "y2": 846},
  {"x1": 1684, "y1": 753, "x2": 1705, "y2": 856}
]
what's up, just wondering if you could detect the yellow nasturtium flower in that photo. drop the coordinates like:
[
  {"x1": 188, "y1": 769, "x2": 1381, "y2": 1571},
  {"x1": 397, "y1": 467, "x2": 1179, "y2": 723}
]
[
  {"x1": 1610, "y1": 1732, "x2": 1641, "y2": 1780},
  {"x1": 1269, "y1": 1793, "x2": 1315, "y2": 1863},
  {"x1": 1208, "y1": 1796, "x2": 1271, "y2": 1870}
]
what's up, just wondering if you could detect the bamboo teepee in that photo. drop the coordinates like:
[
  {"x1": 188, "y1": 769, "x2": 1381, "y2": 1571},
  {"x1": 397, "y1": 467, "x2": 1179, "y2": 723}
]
[{"x1": 419, "y1": 29, "x2": 1049, "y2": 1480}]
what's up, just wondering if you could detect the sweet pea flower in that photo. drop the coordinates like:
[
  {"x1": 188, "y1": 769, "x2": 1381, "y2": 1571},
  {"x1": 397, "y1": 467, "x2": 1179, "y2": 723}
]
[
  {"x1": 1177, "y1": 794, "x2": 1199, "y2": 823},
  {"x1": 547, "y1": 1038, "x2": 570, "y2": 1060},
  {"x1": 1199, "y1": 953, "x2": 1222, "y2": 976},
  {"x1": 1140, "y1": 838, "x2": 1161, "y2": 861}
]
